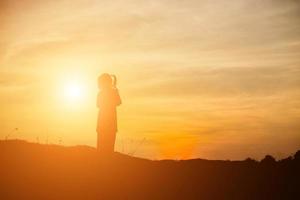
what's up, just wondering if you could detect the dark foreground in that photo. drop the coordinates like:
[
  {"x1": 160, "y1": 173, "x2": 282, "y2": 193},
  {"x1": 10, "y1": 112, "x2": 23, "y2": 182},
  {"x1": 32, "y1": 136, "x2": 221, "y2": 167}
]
[{"x1": 0, "y1": 140, "x2": 299, "y2": 200}]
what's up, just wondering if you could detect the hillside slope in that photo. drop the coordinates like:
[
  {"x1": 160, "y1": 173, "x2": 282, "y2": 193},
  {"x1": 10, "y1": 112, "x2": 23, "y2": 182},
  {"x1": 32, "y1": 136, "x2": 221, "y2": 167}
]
[{"x1": 0, "y1": 140, "x2": 299, "y2": 200}]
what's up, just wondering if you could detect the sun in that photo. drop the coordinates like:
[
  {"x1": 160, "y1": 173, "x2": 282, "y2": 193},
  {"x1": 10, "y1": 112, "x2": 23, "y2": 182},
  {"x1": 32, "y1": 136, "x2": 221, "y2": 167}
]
[{"x1": 63, "y1": 81, "x2": 84, "y2": 103}]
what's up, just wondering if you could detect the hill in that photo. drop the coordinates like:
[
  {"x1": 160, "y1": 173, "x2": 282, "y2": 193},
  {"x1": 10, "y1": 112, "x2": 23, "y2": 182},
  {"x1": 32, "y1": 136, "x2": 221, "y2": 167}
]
[{"x1": 0, "y1": 140, "x2": 299, "y2": 200}]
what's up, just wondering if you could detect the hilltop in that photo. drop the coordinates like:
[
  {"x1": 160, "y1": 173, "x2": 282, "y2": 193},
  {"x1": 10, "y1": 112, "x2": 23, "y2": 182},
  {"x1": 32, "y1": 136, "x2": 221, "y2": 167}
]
[{"x1": 0, "y1": 140, "x2": 299, "y2": 200}]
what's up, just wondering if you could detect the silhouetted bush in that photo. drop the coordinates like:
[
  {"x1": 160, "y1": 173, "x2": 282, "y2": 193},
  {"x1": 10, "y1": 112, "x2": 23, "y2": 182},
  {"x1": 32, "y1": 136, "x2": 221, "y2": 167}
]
[
  {"x1": 279, "y1": 156, "x2": 292, "y2": 163},
  {"x1": 244, "y1": 157, "x2": 257, "y2": 164},
  {"x1": 260, "y1": 155, "x2": 276, "y2": 165},
  {"x1": 294, "y1": 150, "x2": 300, "y2": 161}
]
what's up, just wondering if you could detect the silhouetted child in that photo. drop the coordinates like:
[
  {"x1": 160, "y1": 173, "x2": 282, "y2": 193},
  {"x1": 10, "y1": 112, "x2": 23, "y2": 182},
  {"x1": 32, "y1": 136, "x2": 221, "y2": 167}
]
[{"x1": 97, "y1": 73, "x2": 121, "y2": 154}]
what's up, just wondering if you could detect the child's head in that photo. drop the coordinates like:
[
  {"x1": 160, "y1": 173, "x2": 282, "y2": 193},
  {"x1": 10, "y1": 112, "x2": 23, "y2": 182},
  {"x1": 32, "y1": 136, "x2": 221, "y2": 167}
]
[{"x1": 98, "y1": 73, "x2": 112, "y2": 90}]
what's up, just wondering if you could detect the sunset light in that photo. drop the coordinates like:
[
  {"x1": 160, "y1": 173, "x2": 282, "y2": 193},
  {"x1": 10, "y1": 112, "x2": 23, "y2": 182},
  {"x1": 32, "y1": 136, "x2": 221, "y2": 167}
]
[
  {"x1": 1, "y1": 1, "x2": 300, "y2": 199},
  {"x1": 63, "y1": 81, "x2": 84, "y2": 103}
]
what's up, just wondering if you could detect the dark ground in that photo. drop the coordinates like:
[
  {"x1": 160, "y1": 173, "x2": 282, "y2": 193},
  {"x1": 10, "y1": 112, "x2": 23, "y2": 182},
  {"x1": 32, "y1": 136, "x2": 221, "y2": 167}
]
[{"x1": 0, "y1": 140, "x2": 299, "y2": 200}]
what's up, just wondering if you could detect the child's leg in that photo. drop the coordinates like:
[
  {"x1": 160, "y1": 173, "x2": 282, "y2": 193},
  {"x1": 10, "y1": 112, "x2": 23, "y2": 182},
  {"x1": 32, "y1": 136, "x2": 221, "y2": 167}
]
[
  {"x1": 98, "y1": 131, "x2": 116, "y2": 154},
  {"x1": 107, "y1": 131, "x2": 116, "y2": 153},
  {"x1": 97, "y1": 131, "x2": 101, "y2": 151}
]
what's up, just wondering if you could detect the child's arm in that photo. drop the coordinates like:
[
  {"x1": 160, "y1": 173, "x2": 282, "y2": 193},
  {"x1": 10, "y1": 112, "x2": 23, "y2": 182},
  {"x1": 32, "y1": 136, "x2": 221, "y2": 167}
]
[
  {"x1": 115, "y1": 90, "x2": 122, "y2": 106},
  {"x1": 111, "y1": 75, "x2": 121, "y2": 106},
  {"x1": 96, "y1": 92, "x2": 101, "y2": 108}
]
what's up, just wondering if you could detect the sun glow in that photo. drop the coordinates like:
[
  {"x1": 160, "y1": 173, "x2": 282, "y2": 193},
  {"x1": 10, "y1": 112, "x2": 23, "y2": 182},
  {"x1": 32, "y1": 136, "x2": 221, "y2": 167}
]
[{"x1": 63, "y1": 81, "x2": 84, "y2": 103}]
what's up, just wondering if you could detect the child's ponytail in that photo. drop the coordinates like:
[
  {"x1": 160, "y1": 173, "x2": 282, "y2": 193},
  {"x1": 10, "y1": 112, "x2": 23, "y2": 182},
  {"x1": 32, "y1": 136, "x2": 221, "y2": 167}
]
[{"x1": 111, "y1": 74, "x2": 117, "y2": 88}]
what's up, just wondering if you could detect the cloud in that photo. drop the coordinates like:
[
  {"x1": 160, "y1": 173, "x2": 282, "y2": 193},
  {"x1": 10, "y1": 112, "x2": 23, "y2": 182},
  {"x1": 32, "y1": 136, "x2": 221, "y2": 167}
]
[{"x1": 128, "y1": 65, "x2": 300, "y2": 97}]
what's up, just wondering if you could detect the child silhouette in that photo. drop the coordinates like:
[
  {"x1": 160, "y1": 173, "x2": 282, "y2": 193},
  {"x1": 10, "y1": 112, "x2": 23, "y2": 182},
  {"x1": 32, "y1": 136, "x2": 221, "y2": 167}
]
[{"x1": 97, "y1": 73, "x2": 121, "y2": 153}]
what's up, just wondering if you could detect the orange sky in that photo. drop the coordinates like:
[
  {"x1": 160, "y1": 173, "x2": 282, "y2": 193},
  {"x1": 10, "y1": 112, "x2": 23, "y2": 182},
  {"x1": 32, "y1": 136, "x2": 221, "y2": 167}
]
[{"x1": 1, "y1": 0, "x2": 300, "y2": 160}]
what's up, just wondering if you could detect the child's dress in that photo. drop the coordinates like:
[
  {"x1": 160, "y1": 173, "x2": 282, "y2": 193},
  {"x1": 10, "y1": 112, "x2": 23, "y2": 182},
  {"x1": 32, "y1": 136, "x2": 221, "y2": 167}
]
[{"x1": 97, "y1": 88, "x2": 121, "y2": 153}]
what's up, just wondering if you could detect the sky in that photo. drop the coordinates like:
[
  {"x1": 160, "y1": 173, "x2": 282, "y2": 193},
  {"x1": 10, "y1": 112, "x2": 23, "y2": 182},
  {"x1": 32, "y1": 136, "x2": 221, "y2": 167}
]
[{"x1": 1, "y1": 0, "x2": 300, "y2": 160}]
